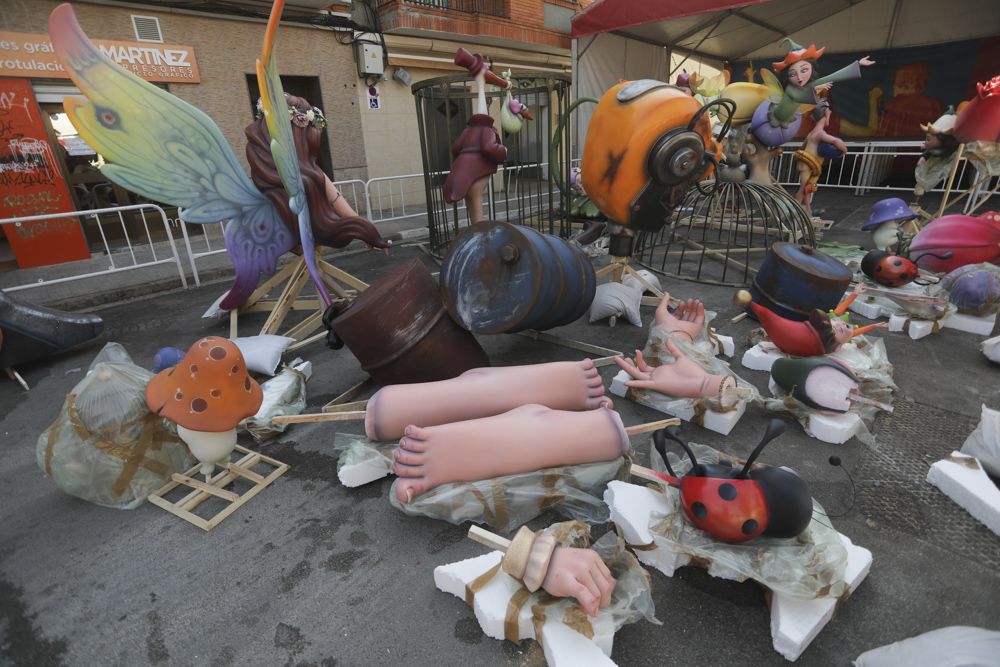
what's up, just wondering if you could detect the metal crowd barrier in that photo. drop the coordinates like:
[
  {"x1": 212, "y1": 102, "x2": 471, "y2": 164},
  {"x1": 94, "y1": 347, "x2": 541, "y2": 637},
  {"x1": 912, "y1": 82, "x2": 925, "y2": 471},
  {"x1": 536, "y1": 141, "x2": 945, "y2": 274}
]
[{"x1": 0, "y1": 203, "x2": 187, "y2": 293}]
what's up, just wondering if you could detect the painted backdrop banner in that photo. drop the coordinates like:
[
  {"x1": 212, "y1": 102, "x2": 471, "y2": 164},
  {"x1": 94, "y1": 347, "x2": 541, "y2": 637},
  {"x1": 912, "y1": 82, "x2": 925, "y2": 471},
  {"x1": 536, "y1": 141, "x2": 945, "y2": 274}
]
[
  {"x1": 731, "y1": 36, "x2": 1000, "y2": 139},
  {"x1": 0, "y1": 78, "x2": 90, "y2": 268}
]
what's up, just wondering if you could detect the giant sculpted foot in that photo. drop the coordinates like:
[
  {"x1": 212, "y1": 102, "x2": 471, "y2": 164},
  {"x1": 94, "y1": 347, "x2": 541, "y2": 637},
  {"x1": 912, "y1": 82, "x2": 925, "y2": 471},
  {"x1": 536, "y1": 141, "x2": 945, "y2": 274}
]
[
  {"x1": 366, "y1": 359, "x2": 612, "y2": 442},
  {"x1": 392, "y1": 404, "x2": 628, "y2": 503}
]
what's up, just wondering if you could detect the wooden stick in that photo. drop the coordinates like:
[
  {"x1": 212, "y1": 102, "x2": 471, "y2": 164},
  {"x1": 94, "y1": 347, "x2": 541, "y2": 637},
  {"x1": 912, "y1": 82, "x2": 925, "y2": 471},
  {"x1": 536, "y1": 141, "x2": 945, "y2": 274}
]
[
  {"x1": 5, "y1": 368, "x2": 29, "y2": 391},
  {"x1": 324, "y1": 399, "x2": 368, "y2": 413},
  {"x1": 468, "y1": 525, "x2": 511, "y2": 552},
  {"x1": 170, "y1": 473, "x2": 240, "y2": 502},
  {"x1": 730, "y1": 312, "x2": 748, "y2": 324},
  {"x1": 849, "y1": 391, "x2": 894, "y2": 413},
  {"x1": 624, "y1": 418, "x2": 680, "y2": 436},
  {"x1": 630, "y1": 463, "x2": 670, "y2": 485},
  {"x1": 271, "y1": 410, "x2": 366, "y2": 425},
  {"x1": 323, "y1": 378, "x2": 375, "y2": 412}
]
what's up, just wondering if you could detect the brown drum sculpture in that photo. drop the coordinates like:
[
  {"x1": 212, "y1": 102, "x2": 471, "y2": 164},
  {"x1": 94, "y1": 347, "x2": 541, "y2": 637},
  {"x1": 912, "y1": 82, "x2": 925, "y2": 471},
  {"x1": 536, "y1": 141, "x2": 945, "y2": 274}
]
[{"x1": 324, "y1": 259, "x2": 489, "y2": 385}]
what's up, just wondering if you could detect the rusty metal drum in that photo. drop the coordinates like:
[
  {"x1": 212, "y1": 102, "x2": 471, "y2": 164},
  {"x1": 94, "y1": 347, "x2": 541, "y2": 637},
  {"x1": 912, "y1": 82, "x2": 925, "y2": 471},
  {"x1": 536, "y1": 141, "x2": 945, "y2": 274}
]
[
  {"x1": 325, "y1": 259, "x2": 489, "y2": 385},
  {"x1": 440, "y1": 221, "x2": 596, "y2": 334},
  {"x1": 749, "y1": 242, "x2": 852, "y2": 321}
]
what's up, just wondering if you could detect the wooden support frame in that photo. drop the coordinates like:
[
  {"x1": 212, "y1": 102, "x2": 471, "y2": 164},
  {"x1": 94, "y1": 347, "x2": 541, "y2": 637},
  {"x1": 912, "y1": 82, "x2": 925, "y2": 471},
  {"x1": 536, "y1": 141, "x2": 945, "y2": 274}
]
[
  {"x1": 147, "y1": 446, "x2": 288, "y2": 531},
  {"x1": 227, "y1": 251, "x2": 369, "y2": 345}
]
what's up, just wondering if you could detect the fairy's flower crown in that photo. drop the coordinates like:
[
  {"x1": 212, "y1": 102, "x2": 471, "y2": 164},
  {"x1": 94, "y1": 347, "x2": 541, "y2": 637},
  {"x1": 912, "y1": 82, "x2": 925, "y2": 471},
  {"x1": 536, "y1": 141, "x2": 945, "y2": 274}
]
[{"x1": 255, "y1": 93, "x2": 327, "y2": 130}]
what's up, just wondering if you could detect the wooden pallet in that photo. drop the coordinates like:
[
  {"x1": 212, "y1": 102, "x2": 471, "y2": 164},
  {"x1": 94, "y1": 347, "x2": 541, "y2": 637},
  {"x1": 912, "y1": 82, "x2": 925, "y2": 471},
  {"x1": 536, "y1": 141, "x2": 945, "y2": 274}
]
[{"x1": 147, "y1": 446, "x2": 288, "y2": 531}]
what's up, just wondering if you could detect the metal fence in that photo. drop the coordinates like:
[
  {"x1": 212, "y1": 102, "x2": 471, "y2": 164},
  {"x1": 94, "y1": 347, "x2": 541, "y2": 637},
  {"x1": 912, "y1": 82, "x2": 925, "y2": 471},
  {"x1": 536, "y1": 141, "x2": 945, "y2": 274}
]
[
  {"x1": 0, "y1": 204, "x2": 187, "y2": 293},
  {"x1": 5, "y1": 140, "x2": 994, "y2": 294},
  {"x1": 771, "y1": 140, "x2": 997, "y2": 212}
]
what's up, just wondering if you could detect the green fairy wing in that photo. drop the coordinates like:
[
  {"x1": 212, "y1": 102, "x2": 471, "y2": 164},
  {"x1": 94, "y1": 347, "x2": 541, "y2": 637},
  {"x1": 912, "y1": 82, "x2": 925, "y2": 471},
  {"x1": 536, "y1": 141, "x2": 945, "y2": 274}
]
[
  {"x1": 256, "y1": 0, "x2": 330, "y2": 306},
  {"x1": 759, "y1": 68, "x2": 786, "y2": 104},
  {"x1": 49, "y1": 3, "x2": 295, "y2": 310}
]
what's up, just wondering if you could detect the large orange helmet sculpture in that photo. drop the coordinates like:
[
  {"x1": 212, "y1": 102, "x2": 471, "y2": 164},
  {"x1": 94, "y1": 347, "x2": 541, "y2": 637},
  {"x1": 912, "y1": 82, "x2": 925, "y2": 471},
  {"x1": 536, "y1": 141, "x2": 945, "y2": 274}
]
[{"x1": 582, "y1": 80, "x2": 723, "y2": 232}]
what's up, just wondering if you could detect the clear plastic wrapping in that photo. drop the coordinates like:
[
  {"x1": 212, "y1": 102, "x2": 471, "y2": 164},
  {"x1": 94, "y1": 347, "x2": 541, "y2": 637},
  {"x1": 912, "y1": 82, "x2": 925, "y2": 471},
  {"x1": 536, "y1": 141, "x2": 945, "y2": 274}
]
[
  {"x1": 242, "y1": 361, "x2": 311, "y2": 442},
  {"x1": 648, "y1": 443, "x2": 849, "y2": 599},
  {"x1": 390, "y1": 457, "x2": 630, "y2": 534},
  {"x1": 528, "y1": 522, "x2": 659, "y2": 638},
  {"x1": 758, "y1": 336, "x2": 896, "y2": 446},
  {"x1": 36, "y1": 343, "x2": 194, "y2": 510},
  {"x1": 623, "y1": 323, "x2": 758, "y2": 417}
]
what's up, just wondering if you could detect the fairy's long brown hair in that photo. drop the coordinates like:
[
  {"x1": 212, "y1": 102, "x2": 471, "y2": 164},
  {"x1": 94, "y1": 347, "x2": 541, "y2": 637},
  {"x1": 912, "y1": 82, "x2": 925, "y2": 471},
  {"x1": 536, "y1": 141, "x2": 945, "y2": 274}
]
[{"x1": 244, "y1": 94, "x2": 387, "y2": 249}]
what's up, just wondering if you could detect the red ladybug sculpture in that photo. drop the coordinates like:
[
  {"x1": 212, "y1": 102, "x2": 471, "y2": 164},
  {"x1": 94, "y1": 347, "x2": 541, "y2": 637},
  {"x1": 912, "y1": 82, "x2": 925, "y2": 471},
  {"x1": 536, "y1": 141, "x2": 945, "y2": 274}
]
[
  {"x1": 649, "y1": 420, "x2": 813, "y2": 543},
  {"x1": 860, "y1": 249, "x2": 953, "y2": 288}
]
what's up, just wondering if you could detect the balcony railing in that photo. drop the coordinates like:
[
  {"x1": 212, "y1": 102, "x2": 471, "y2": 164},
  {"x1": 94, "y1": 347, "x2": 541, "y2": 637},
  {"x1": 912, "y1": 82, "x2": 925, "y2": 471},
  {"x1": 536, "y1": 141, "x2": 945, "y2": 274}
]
[{"x1": 378, "y1": 0, "x2": 510, "y2": 19}]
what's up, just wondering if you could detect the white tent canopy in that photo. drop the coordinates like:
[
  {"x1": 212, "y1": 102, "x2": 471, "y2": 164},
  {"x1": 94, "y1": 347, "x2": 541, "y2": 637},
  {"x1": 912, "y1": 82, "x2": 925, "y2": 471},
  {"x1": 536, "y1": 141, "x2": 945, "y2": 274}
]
[{"x1": 571, "y1": 0, "x2": 999, "y2": 144}]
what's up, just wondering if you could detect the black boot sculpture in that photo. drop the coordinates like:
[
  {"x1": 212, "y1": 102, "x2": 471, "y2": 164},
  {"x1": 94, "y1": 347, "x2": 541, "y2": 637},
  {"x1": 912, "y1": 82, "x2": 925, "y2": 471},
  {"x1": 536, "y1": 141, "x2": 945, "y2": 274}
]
[{"x1": 0, "y1": 290, "x2": 104, "y2": 389}]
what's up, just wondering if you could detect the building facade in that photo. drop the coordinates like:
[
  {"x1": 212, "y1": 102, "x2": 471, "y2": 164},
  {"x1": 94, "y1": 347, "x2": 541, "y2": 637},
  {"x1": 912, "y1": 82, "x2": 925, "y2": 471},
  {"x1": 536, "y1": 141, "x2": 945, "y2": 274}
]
[{"x1": 0, "y1": 0, "x2": 581, "y2": 268}]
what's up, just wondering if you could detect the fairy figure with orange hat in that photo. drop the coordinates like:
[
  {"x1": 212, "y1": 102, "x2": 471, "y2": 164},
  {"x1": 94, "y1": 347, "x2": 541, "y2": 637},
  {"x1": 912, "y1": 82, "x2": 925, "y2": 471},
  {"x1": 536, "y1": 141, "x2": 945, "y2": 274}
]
[{"x1": 747, "y1": 38, "x2": 876, "y2": 148}]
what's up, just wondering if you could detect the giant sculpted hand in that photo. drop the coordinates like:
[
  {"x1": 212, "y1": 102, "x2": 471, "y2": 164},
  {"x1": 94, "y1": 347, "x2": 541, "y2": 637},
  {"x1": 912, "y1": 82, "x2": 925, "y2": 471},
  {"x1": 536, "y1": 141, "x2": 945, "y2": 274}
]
[
  {"x1": 654, "y1": 292, "x2": 705, "y2": 341},
  {"x1": 614, "y1": 341, "x2": 725, "y2": 399},
  {"x1": 542, "y1": 547, "x2": 617, "y2": 617}
]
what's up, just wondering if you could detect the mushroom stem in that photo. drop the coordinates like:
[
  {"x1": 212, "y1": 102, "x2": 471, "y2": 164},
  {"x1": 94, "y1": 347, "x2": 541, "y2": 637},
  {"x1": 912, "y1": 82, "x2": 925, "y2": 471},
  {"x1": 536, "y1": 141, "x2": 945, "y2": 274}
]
[{"x1": 177, "y1": 425, "x2": 237, "y2": 480}]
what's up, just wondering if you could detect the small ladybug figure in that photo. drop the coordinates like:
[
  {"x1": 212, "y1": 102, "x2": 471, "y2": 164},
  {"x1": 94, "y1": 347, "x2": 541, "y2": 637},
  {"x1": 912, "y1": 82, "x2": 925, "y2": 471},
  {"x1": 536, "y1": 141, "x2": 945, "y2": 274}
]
[
  {"x1": 861, "y1": 249, "x2": 953, "y2": 288},
  {"x1": 649, "y1": 420, "x2": 813, "y2": 543}
]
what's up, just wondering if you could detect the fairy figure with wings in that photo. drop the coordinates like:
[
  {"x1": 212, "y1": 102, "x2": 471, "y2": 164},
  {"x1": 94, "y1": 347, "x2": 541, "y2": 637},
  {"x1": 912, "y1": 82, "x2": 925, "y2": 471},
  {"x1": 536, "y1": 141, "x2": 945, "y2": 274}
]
[
  {"x1": 48, "y1": 1, "x2": 387, "y2": 312},
  {"x1": 721, "y1": 38, "x2": 875, "y2": 148}
]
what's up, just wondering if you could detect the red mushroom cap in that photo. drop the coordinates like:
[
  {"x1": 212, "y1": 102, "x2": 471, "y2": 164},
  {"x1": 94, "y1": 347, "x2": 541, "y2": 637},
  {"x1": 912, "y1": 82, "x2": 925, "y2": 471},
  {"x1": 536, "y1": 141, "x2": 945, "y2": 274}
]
[{"x1": 145, "y1": 337, "x2": 263, "y2": 432}]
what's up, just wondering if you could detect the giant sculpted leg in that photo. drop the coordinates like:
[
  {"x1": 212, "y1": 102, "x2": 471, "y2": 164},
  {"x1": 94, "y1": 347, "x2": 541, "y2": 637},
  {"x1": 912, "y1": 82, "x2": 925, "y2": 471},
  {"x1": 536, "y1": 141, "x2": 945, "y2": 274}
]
[
  {"x1": 365, "y1": 359, "x2": 611, "y2": 441},
  {"x1": 392, "y1": 404, "x2": 628, "y2": 503}
]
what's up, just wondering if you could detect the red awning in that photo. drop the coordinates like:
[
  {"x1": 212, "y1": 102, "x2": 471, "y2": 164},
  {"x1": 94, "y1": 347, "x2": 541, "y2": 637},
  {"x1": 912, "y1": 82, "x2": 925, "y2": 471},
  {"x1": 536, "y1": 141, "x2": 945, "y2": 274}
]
[{"x1": 571, "y1": 0, "x2": 769, "y2": 38}]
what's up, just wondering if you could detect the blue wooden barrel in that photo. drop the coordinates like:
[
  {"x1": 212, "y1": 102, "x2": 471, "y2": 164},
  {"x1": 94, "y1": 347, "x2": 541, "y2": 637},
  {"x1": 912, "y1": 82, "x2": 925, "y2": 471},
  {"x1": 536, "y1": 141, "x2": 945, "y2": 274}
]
[
  {"x1": 749, "y1": 242, "x2": 852, "y2": 321},
  {"x1": 440, "y1": 221, "x2": 597, "y2": 334}
]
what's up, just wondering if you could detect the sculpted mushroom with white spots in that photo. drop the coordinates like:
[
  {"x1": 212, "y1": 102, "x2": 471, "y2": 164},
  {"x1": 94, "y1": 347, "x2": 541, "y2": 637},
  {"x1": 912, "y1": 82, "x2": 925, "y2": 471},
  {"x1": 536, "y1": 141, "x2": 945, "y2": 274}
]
[{"x1": 146, "y1": 337, "x2": 263, "y2": 479}]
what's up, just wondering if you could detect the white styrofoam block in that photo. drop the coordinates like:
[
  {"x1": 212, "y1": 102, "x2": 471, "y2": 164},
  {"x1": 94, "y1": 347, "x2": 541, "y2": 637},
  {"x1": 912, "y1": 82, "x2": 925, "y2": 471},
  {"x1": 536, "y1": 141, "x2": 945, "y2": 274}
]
[
  {"x1": 605, "y1": 481, "x2": 873, "y2": 663},
  {"x1": 604, "y1": 480, "x2": 662, "y2": 546},
  {"x1": 767, "y1": 377, "x2": 863, "y2": 445},
  {"x1": 670, "y1": 399, "x2": 746, "y2": 436},
  {"x1": 803, "y1": 411, "x2": 863, "y2": 445},
  {"x1": 201, "y1": 291, "x2": 228, "y2": 318},
  {"x1": 927, "y1": 452, "x2": 1000, "y2": 537},
  {"x1": 610, "y1": 370, "x2": 746, "y2": 435},
  {"x1": 609, "y1": 371, "x2": 630, "y2": 398},
  {"x1": 435, "y1": 549, "x2": 622, "y2": 663},
  {"x1": 434, "y1": 551, "x2": 503, "y2": 599},
  {"x1": 710, "y1": 332, "x2": 736, "y2": 358},
  {"x1": 742, "y1": 342, "x2": 786, "y2": 372},
  {"x1": 337, "y1": 456, "x2": 393, "y2": 488},
  {"x1": 434, "y1": 551, "x2": 534, "y2": 641},
  {"x1": 769, "y1": 533, "x2": 873, "y2": 661},
  {"x1": 604, "y1": 481, "x2": 692, "y2": 576},
  {"x1": 941, "y1": 310, "x2": 998, "y2": 336},
  {"x1": 888, "y1": 313, "x2": 936, "y2": 340},
  {"x1": 849, "y1": 298, "x2": 887, "y2": 320},
  {"x1": 541, "y1": 622, "x2": 616, "y2": 667}
]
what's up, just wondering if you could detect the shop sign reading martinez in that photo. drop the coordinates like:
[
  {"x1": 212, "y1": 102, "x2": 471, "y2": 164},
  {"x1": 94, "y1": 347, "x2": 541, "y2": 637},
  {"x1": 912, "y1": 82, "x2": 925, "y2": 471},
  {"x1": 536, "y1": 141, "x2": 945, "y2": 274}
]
[{"x1": 0, "y1": 31, "x2": 200, "y2": 84}]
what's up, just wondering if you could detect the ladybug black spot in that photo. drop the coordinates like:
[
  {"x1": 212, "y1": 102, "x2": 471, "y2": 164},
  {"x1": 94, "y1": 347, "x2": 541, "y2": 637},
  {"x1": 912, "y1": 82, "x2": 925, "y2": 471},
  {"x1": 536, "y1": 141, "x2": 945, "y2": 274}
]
[
  {"x1": 742, "y1": 519, "x2": 759, "y2": 535},
  {"x1": 893, "y1": 259, "x2": 903, "y2": 266},
  {"x1": 718, "y1": 483, "x2": 737, "y2": 501},
  {"x1": 691, "y1": 502, "x2": 707, "y2": 519},
  {"x1": 875, "y1": 266, "x2": 882, "y2": 272}
]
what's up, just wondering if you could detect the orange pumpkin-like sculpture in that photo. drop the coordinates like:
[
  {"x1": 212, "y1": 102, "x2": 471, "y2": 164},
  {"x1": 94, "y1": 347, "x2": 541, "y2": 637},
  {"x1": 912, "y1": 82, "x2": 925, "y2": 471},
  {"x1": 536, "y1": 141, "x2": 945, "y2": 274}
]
[
  {"x1": 581, "y1": 80, "x2": 721, "y2": 232},
  {"x1": 146, "y1": 337, "x2": 262, "y2": 477}
]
